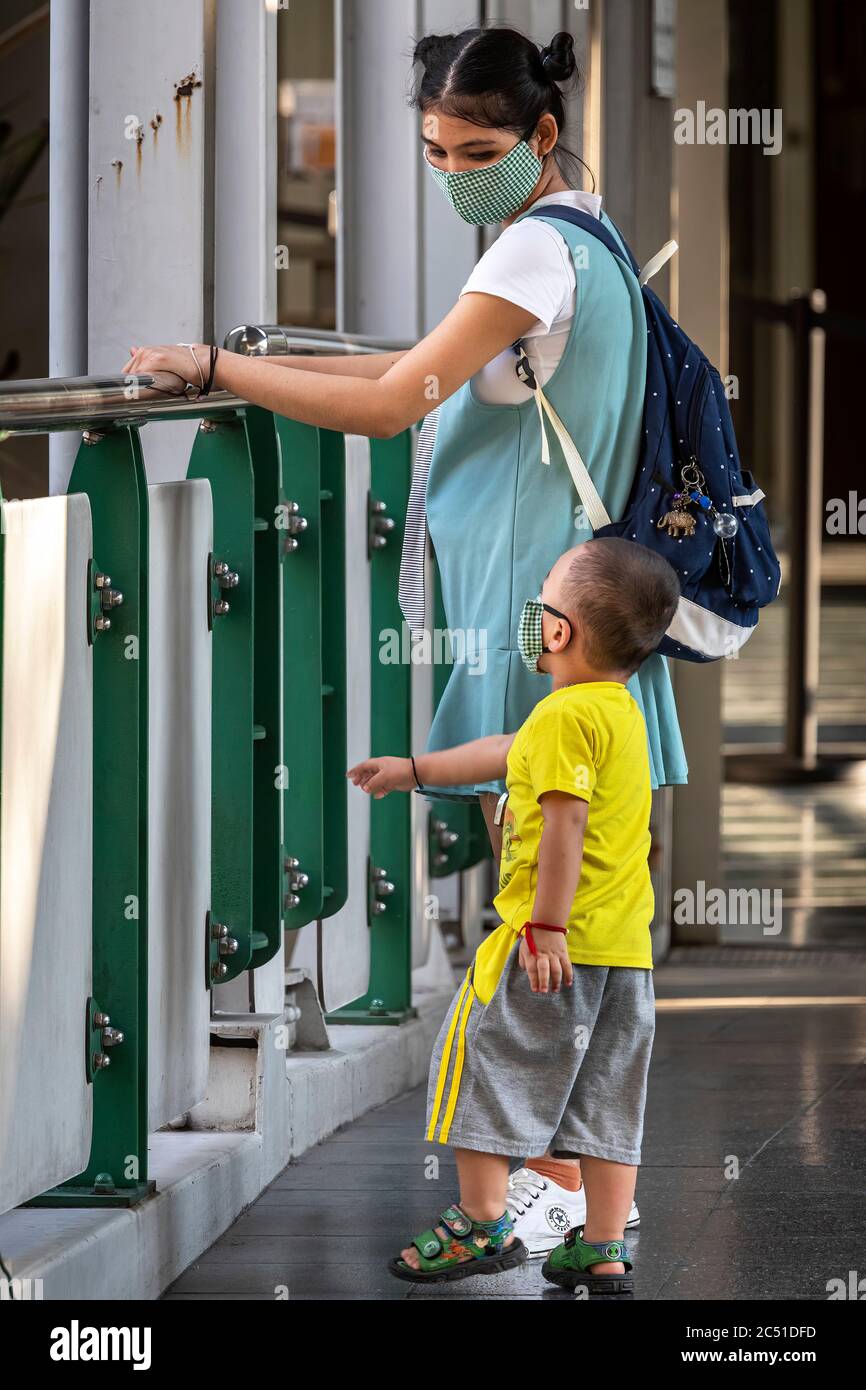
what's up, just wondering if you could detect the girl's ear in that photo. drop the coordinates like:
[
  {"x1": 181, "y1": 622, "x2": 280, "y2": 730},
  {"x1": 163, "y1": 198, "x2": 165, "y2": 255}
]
[{"x1": 535, "y1": 112, "x2": 560, "y2": 158}]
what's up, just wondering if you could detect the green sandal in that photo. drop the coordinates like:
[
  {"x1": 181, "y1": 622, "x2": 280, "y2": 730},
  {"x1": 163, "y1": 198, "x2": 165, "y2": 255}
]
[
  {"x1": 542, "y1": 1226, "x2": 634, "y2": 1295},
  {"x1": 389, "y1": 1204, "x2": 528, "y2": 1284}
]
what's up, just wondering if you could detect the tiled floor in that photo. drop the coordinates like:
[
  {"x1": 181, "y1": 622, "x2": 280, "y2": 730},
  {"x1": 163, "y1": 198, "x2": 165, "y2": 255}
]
[
  {"x1": 163, "y1": 950, "x2": 866, "y2": 1301},
  {"x1": 722, "y1": 595, "x2": 866, "y2": 748},
  {"x1": 721, "y1": 591, "x2": 866, "y2": 948}
]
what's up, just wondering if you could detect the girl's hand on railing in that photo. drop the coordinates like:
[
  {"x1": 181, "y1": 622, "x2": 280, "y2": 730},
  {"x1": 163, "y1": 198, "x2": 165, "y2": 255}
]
[
  {"x1": 123, "y1": 343, "x2": 209, "y2": 386},
  {"x1": 346, "y1": 756, "x2": 415, "y2": 799}
]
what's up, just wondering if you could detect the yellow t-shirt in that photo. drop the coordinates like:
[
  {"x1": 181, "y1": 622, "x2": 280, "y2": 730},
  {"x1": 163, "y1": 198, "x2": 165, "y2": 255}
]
[{"x1": 492, "y1": 681, "x2": 654, "y2": 972}]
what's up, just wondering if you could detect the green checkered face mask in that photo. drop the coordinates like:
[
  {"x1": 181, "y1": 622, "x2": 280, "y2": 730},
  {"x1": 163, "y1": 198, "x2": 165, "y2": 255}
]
[
  {"x1": 423, "y1": 138, "x2": 543, "y2": 225},
  {"x1": 518, "y1": 596, "x2": 573, "y2": 674}
]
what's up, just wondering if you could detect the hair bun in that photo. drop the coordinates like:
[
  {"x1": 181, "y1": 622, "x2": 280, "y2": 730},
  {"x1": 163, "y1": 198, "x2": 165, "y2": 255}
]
[
  {"x1": 413, "y1": 33, "x2": 455, "y2": 68},
  {"x1": 539, "y1": 31, "x2": 577, "y2": 83}
]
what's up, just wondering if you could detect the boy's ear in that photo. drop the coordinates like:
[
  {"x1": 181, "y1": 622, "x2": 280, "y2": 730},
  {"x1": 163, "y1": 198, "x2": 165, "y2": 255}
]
[{"x1": 548, "y1": 613, "x2": 572, "y2": 653}]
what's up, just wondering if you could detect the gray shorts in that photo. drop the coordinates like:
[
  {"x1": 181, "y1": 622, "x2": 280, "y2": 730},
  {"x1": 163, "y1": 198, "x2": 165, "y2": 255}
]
[{"x1": 425, "y1": 935, "x2": 655, "y2": 1165}]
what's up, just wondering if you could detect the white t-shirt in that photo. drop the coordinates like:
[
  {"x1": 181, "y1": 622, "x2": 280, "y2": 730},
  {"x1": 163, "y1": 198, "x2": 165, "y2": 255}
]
[{"x1": 459, "y1": 188, "x2": 603, "y2": 405}]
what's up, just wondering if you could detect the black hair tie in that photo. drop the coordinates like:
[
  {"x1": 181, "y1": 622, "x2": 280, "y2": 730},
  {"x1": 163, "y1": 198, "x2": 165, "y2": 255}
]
[{"x1": 199, "y1": 344, "x2": 219, "y2": 398}]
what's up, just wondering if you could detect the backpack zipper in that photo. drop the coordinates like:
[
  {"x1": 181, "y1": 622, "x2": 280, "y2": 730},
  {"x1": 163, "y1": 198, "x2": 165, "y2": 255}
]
[{"x1": 685, "y1": 363, "x2": 711, "y2": 466}]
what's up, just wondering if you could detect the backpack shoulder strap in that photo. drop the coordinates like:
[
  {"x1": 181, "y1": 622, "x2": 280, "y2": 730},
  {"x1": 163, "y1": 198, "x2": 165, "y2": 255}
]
[
  {"x1": 523, "y1": 205, "x2": 641, "y2": 277},
  {"x1": 524, "y1": 206, "x2": 678, "y2": 287}
]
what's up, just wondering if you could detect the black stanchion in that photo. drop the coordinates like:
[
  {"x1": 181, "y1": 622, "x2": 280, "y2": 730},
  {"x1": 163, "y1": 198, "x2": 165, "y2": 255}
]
[{"x1": 726, "y1": 289, "x2": 866, "y2": 786}]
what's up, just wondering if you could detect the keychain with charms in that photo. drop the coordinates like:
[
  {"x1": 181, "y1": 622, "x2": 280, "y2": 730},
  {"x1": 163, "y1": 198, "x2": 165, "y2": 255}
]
[
  {"x1": 658, "y1": 461, "x2": 740, "y2": 586},
  {"x1": 658, "y1": 462, "x2": 739, "y2": 538}
]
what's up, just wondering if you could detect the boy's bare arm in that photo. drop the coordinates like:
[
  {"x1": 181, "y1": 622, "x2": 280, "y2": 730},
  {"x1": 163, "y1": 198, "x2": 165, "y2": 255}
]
[
  {"x1": 347, "y1": 733, "x2": 516, "y2": 798},
  {"x1": 415, "y1": 735, "x2": 515, "y2": 787},
  {"x1": 518, "y1": 792, "x2": 588, "y2": 994},
  {"x1": 533, "y1": 792, "x2": 588, "y2": 925}
]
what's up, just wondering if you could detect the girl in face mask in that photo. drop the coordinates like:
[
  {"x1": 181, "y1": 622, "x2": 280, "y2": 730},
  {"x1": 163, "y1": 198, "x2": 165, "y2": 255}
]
[
  {"x1": 402, "y1": 27, "x2": 688, "y2": 832},
  {"x1": 124, "y1": 24, "x2": 686, "y2": 851}
]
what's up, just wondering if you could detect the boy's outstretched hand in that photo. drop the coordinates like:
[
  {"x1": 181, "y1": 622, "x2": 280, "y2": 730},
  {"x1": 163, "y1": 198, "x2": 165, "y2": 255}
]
[
  {"x1": 347, "y1": 755, "x2": 415, "y2": 799},
  {"x1": 518, "y1": 928, "x2": 574, "y2": 994}
]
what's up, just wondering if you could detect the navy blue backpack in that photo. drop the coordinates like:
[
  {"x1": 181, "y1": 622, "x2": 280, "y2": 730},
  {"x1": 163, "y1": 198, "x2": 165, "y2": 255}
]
[{"x1": 523, "y1": 206, "x2": 782, "y2": 661}]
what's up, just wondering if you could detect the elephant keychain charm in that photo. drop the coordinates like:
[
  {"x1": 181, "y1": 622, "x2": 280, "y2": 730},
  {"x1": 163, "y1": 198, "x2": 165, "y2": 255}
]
[
  {"x1": 657, "y1": 489, "x2": 697, "y2": 538},
  {"x1": 657, "y1": 461, "x2": 739, "y2": 544}
]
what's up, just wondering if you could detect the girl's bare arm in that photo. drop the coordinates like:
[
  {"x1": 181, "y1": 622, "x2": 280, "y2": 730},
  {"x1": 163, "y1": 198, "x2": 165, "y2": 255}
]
[
  {"x1": 124, "y1": 291, "x2": 538, "y2": 439},
  {"x1": 260, "y1": 350, "x2": 409, "y2": 379}
]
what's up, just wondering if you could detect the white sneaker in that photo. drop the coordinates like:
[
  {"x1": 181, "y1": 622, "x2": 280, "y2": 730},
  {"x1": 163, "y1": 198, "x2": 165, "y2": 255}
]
[{"x1": 505, "y1": 1166, "x2": 641, "y2": 1257}]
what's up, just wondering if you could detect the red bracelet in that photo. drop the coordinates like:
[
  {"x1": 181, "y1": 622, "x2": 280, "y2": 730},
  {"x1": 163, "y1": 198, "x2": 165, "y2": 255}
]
[{"x1": 520, "y1": 921, "x2": 568, "y2": 956}]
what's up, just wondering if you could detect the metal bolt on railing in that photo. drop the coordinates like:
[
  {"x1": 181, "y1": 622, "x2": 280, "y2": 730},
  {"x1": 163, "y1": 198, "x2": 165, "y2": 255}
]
[
  {"x1": 284, "y1": 856, "x2": 309, "y2": 906},
  {"x1": 213, "y1": 561, "x2": 239, "y2": 590},
  {"x1": 432, "y1": 819, "x2": 459, "y2": 849},
  {"x1": 282, "y1": 501, "x2": 309, "y2": 555},
  {"x1": 369, "y1": 497, "x2": 395, "y2": 551}
]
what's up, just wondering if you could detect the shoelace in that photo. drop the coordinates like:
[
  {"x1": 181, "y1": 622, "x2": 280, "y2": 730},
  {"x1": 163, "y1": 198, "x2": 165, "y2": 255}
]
[{"x1": 505, "y1": 1168, "x2": 549, "y2": 1216}]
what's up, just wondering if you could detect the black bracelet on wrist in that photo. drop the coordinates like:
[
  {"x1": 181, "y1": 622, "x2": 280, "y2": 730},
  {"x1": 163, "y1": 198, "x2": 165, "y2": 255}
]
[
  {"x1": 411, "y1": 755, "x2": 424, "y2": 792},
  {"x1": 200, "y1": 344, "x2": 218, "y2": 398}
]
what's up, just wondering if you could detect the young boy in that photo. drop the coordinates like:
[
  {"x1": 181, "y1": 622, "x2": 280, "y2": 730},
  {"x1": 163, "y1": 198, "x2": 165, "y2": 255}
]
[{"x1": 347, "y1": 536, "x2": 681, "y2": 1294}]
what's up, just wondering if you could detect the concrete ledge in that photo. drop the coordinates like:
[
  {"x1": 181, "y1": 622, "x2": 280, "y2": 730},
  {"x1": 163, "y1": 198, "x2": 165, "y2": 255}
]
[
  {"x1": 0, "y1": 985, "x2": 452, "y2": 1300},
  {"x1": 284, "y1": 987, "x2": 450, "y2": 1155}
]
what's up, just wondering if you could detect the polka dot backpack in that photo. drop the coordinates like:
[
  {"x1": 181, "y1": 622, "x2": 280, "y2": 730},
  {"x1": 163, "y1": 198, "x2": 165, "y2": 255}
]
[{"x1": 522, "y1": 205, "x2": 782, "y2": 662}]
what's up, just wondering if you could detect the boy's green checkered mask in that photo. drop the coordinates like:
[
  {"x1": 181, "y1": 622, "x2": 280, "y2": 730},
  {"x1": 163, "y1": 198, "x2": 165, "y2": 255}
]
[
  {"x1": 423, "y1": 139, "x2": 543, "y2": 225},
  {"x1": 518, "y1": 595, "x2": 573, "y2": 673}
]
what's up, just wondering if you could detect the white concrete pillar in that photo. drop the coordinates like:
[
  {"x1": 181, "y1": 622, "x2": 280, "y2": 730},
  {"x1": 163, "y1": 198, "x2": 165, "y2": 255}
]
[
  {"x1": 48, "y1": 0, "x2": 90, "y2": 494},
  {"x1": 670, "y1": 0, "x2": 728, "y2": 938}
]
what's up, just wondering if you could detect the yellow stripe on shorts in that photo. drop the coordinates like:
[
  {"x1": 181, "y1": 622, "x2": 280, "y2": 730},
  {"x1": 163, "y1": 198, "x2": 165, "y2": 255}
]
[
  {"x1": 438, "y1": 983, "x2": 476, "y2": 1144},
  {"x1": 426, "y1": 968, "x2": 472, "y2": 1142}
]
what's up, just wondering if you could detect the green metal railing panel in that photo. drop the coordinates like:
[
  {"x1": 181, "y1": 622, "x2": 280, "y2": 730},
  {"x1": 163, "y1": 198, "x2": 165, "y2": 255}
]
[
  {"x1": 319, "y1": 429, "x2": 348, "y2": 920},
  {"x1": 427, "y1": 556, "x2": 492, "y2": 877},
  {"x1": 187, "y1": 414, "x2": 256, "y2": 982},
  {"x1": 327, "y1": 429, "x2": 416, "y2": 1024},
  {"x1": 243, "y1": 407, "x2": 284, "y2": 970},
  {"x1": 32, "y1": 427, "x2": 154, "y2": 1205},
  {"x1": 274, "y1": 414, "x2": 326, "y2": 930}
]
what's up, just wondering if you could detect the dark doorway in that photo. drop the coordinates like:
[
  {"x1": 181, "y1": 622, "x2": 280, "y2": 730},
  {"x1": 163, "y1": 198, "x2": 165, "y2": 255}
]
[{"x1": 815, "y1": 0, "x2": 866, "y2": 516}]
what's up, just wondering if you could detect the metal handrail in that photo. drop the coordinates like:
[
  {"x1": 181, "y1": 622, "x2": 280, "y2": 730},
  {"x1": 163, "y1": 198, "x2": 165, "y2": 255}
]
[
  {"x1": 224, "y1": 325, "x2": 414, "y2": 357},
  {"x1": 0, "y1": 328, "x2": 413, "y2": 436},
  {"x1": 0, "y1": 375, "x2": 245, "y2": 435}
]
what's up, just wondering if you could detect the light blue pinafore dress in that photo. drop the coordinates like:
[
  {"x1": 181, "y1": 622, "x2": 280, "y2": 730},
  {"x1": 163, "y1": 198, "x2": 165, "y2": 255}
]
[{"x1": 405, "y1": 208, "x2": 689, "y2": 801}]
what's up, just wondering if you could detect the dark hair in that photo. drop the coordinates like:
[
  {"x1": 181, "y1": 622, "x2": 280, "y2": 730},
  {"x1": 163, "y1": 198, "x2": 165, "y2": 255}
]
[
  {"x1": 561, "y1": 538, "x2": 682, "y2": 674},
  {"x1": 409, "y1": 26, "x2": 595, "y2": 192}
]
